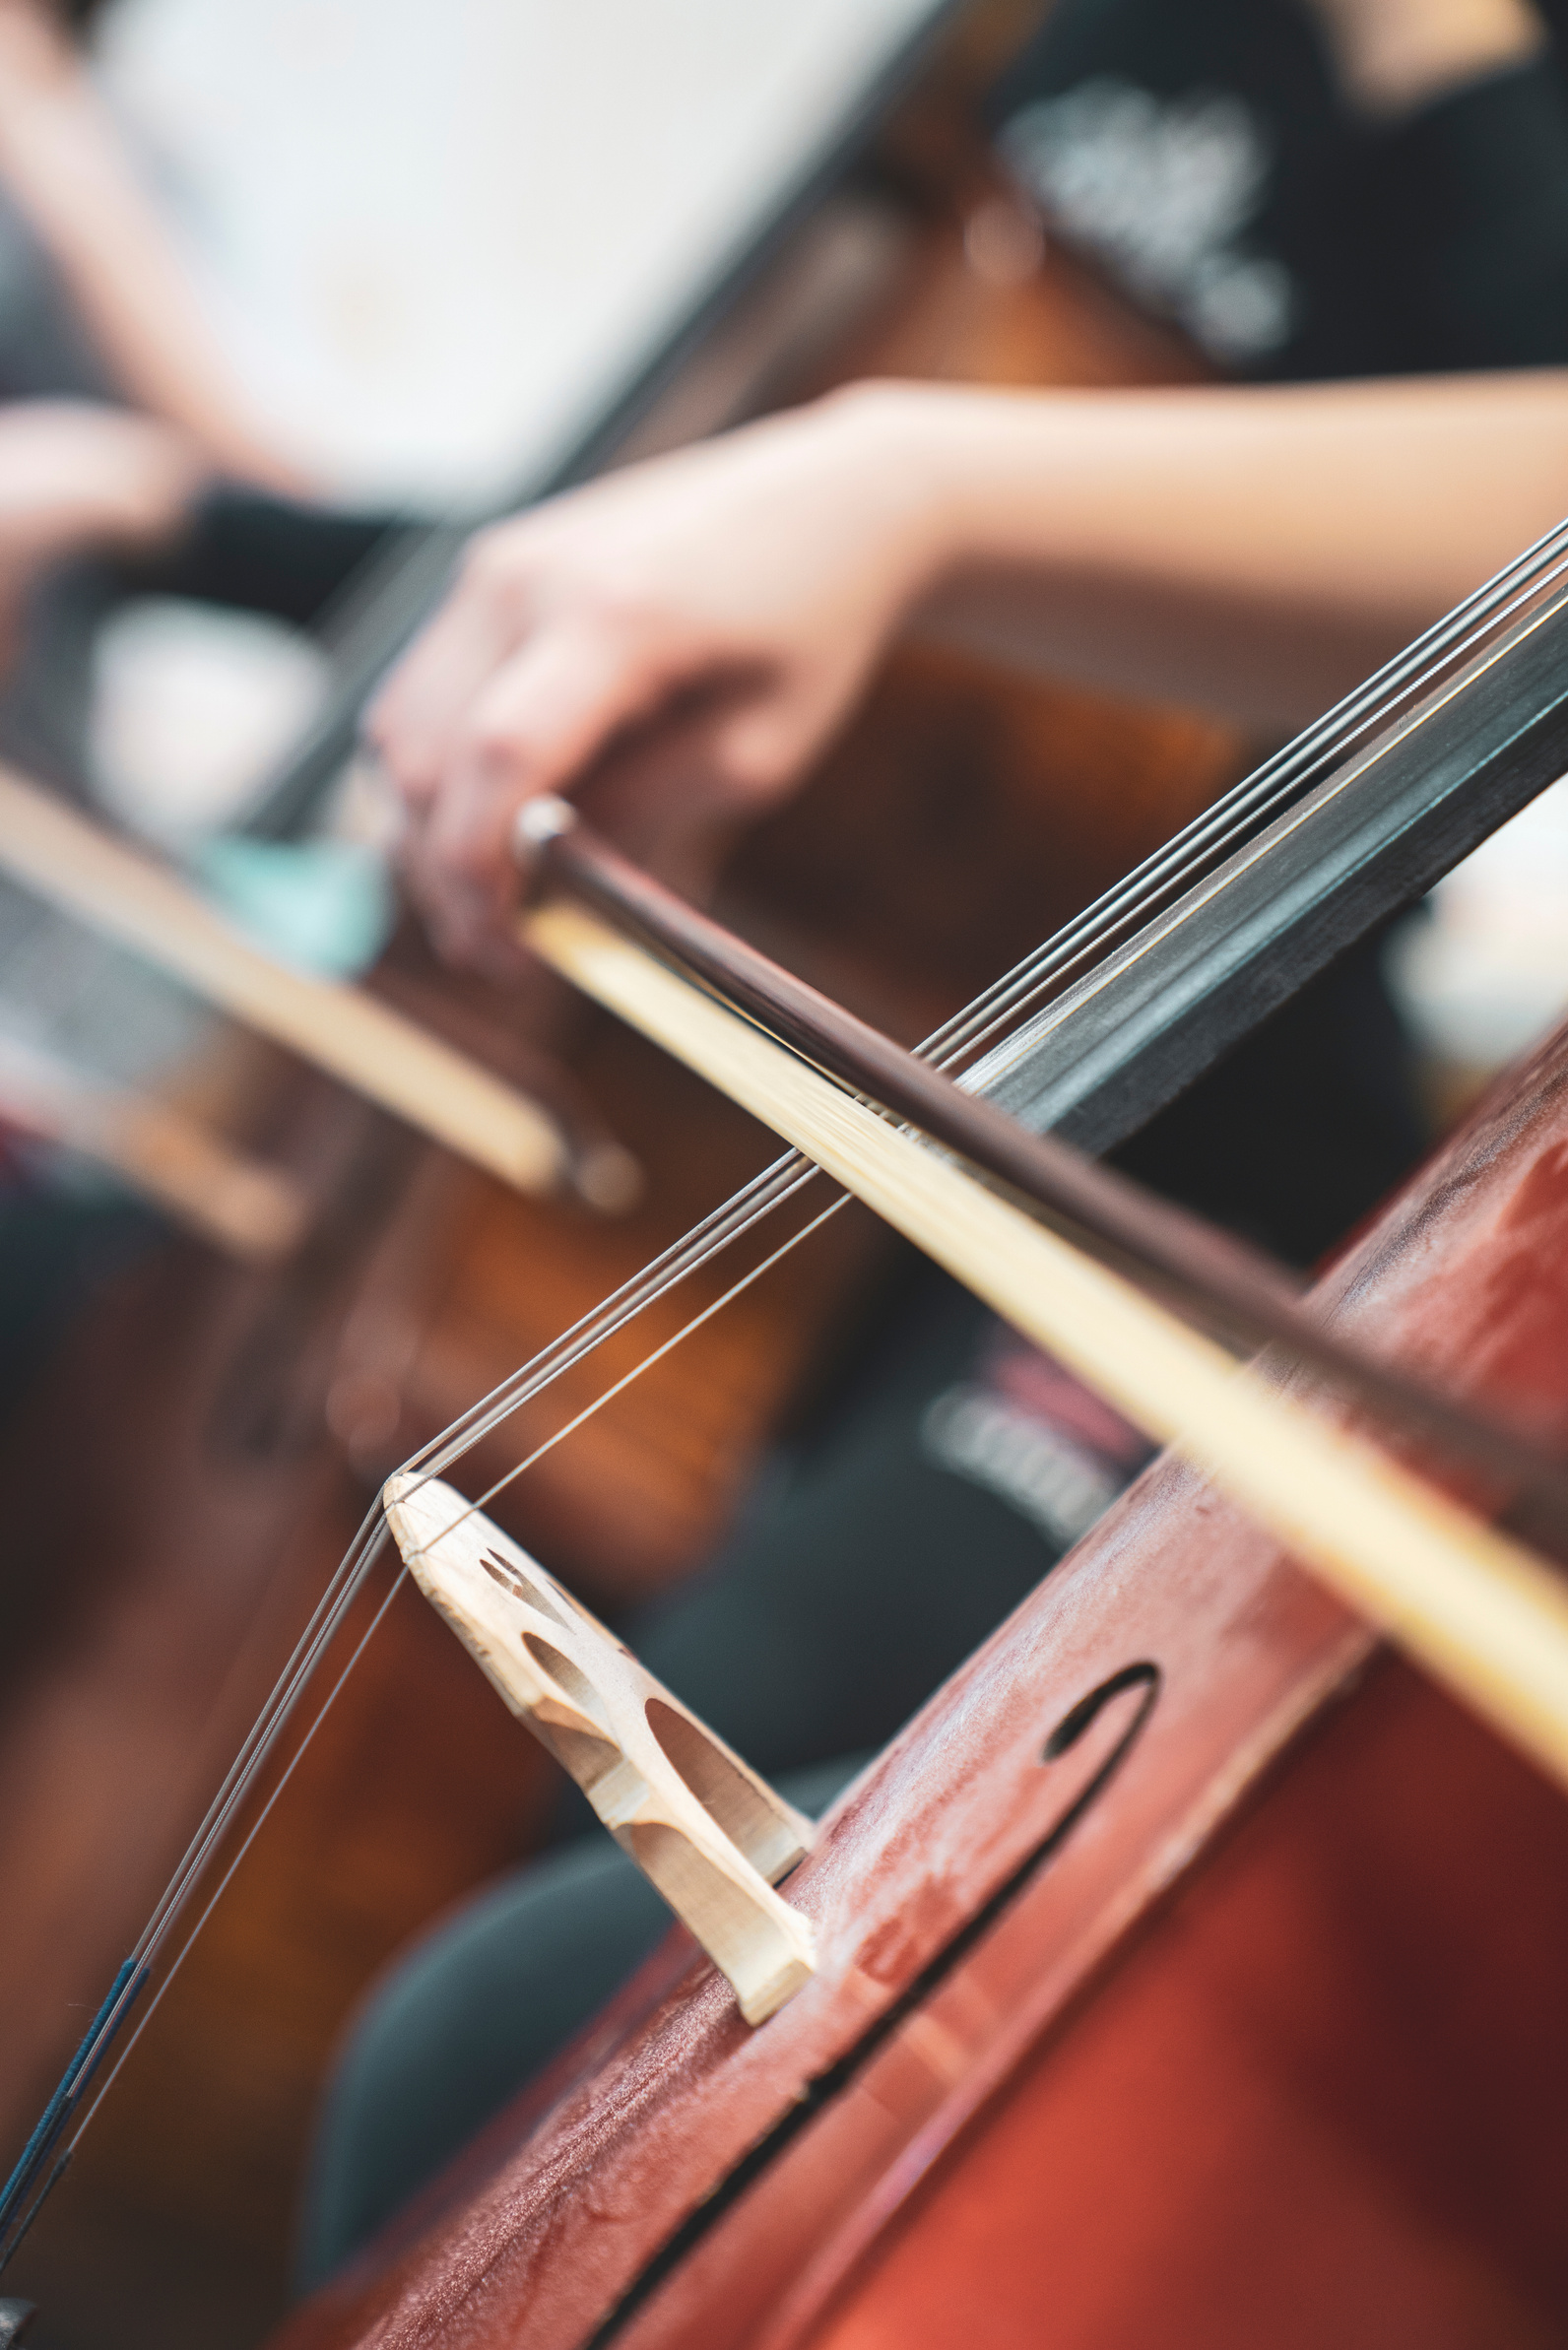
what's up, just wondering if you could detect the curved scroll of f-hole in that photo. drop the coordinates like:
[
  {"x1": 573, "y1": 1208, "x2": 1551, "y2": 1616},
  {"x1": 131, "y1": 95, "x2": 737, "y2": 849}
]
[
  {"x1": 1040, "y1": 1661, "x2": 1161, "y2": 1852},
  {"x1": 645, "y1": 1699, "x2": 805, "y2": 1884},
  {"x1": 1045, "y1": 1661, "x2": 1160, "y2": 1759}
]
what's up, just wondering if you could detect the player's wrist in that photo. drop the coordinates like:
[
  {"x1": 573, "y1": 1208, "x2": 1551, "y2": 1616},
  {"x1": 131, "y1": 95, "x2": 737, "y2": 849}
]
[{"x1": 807, "y1": 380, "x2": 981, "y2": 617}]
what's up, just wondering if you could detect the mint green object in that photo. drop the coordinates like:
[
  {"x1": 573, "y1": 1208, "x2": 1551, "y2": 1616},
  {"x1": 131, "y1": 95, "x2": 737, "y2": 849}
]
[{"x1": 195, "y1": 837, "x2": 395, "y2": 981}]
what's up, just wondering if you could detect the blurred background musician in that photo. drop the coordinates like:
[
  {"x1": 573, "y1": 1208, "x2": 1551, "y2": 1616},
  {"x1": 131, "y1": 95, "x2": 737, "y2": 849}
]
[
  {"x1": 301, "y1": 0, "x2": 1568, "y2": 2288},
  {"x1": 989, "y1": 0, "x2": 1568, "y2": 379},
  {"x1": 0, "y1": 0, "x2": 407, "y2": 1452},
  {"x1": 0, "y1": 0, "x2": 403, "y2": 787}
]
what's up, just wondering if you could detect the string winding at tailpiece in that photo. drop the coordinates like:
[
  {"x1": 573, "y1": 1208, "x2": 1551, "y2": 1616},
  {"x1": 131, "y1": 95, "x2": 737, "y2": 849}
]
[
  {"x1": 384, "y1": 1474, "x2": 817, "y2": 2024},
  {"x1": 0, "y1": 1960, "x2": 147, "y2": 2271}
]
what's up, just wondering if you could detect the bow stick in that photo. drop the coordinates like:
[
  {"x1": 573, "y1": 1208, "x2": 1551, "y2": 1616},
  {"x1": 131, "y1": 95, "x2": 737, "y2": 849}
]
[
  {"x1": 516, "y1": 802, "x2": 1568, "y2": 1794},
  {"x1": 521, "y1": 797, "x2": 1568, "y2": 1522},
  {"x1": 0, "y1": 764, "x2": 626, "y2": 1205},
  {"x1": 11, "y1": 746, "x2": 1568, "y2": 2268},
  {"x1": 0, "y1": 1032, "x2": 305, "y2": 1261}
]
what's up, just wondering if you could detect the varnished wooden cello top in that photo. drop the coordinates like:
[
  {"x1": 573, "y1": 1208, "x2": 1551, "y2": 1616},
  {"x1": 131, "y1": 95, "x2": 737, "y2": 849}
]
[{"x1": 274, "y1": 974, "x2": 1568, "y2": 2350}]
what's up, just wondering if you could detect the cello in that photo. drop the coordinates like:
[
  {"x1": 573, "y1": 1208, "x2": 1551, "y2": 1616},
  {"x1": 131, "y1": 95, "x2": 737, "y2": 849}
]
[
  {"x1": 15, "y1": 0, "x2": 1568, "y2": 2321},
  {"x1": 10, "y1": 469, "x2": 1563, "y2": 2325},
  {"x1": 255, "y1": 528, "x2": 1568, "y2": 2344}
]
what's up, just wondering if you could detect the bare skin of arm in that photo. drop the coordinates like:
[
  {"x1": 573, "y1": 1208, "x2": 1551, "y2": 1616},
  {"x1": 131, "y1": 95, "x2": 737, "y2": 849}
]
[
  {"x1": 369, "y1": 370, "x2": 1568, "y2": 970},
  {"x1": 0, "y1": 0, "x2": 309, "y2": 492},
  {"x1": 0, "y1": 398, "x2": 201, "y2": 664},
  {"x1": 1306, "y1": 0, "x2": 1547, "y2": 118}
]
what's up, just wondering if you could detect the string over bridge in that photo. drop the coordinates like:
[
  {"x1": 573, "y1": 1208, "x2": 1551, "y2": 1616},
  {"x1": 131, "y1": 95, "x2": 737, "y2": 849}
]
[{"x1": 382, "y1": 1474, "x2": 817, "y2": 2024}]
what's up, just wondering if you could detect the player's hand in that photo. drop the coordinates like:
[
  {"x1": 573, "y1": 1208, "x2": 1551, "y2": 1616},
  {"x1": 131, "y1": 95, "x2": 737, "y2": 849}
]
[{"x1": 367, "y1": 389, "x2": 940, "y2": 971}]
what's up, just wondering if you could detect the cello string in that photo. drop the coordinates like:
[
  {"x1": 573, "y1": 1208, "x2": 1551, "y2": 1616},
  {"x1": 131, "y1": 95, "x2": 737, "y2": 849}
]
[
  {"x1": 11, "y1": 503, "x2": 1568, "y2": 2250},
  {"x1": 937, "y1": 515, "x2": 1568, "y2": 1058},
  {"x1": 54, "y1": 505, "x2": 1568, "y2": 1988},
  {"x1": 408, "y1": 1193, "x2": 850, "y2": 1550},
  {"x1": 49, "y1": 1193, "x2": 851, "y2": 2202},
  {"x1": 922, "y1": 520, "x2": 1568, "y2": 1067},
  {"x1": 62, "y1": 1564, "x2": 413, "y2": 2169},
  {"x1": 0, "y1": 1525, "x2": 398, "y2": 2265},
  {"x1": 35, "y1": 1180, "x2": 843, "y2": 2095},
  {"x1": 124, "y1": 1155, "x2": 827, "y2": 1982},
  {"x1": 127, "y1": 1521, "x2": 392, "y2": 1966},
  {"x1": 411, "y1": 1153, "x2": 822, "y2": 1474},
  {"x1": 140, "y1": 1174, "x2": 845, "y2": 1990},
  {"x1": 92, "y1": 1172, "x2": 867, "y2": 2048},
  {"x1": 56, "y1": 1157, "x2": 806, "y2": 2100}
]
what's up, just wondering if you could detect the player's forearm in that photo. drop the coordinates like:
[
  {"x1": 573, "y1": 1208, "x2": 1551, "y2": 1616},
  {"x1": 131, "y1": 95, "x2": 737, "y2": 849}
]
[{"x1": 855, "y1": 374, "x2": 1568, "y2": 731}]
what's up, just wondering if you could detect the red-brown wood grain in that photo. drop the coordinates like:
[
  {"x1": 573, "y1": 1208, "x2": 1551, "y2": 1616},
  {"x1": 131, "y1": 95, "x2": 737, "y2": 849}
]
[
  {"x1": 806, "y1": 1659, "x2": 1568, "y2": 2350},
  {"x1": 271, "y1": 1006, "x2": 1568, "y2": 2348}
]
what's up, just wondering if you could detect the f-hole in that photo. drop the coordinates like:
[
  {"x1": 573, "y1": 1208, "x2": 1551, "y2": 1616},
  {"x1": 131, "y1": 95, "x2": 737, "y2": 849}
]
[
  {"x1": 1040, "y1": 1660, "x2": 1161, "y2": 1850},
  {"x1": 583, "y1": 1655, "x2": 1165, "y2": 2344},
  {"x1": 1045, "y1": 1661, "x2": 1160, "y2": 1761}
]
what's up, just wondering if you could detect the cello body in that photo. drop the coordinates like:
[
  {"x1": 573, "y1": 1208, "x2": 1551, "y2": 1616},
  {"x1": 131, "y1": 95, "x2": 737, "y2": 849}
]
[{"x1": 276, "y1": 1016, "x2": 1568, "y2": 2348}]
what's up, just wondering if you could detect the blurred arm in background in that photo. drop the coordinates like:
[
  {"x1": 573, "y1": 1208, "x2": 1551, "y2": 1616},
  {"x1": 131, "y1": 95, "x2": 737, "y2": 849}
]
[
  {"x1": 0, "y1": 0, "x2": 308, "y2": 493},
  {"x1": 0, "y1": 0, "x2": 341, "y2": 679},
  {"x1": 1306, "y1": 0, "x2": 1546, "y2": 118},
  {"x1": 0, "y1": 395, "x2": 198, "y2": 665}
]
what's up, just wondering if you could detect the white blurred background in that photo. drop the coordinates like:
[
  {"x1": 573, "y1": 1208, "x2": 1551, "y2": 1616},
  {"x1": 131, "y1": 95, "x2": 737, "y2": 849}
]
[{"x1": 95, "y1": 0, "x2": 936, "y2": 504}]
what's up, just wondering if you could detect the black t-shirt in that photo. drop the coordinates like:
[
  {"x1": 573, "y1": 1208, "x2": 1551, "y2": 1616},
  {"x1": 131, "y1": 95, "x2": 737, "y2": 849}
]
[
  {"x1": 976, "y1": 0, "x2": 1568, "y2": 1263},
  {"x1": 987, "y1": 0, "x2": 1568, "y2": 378}
]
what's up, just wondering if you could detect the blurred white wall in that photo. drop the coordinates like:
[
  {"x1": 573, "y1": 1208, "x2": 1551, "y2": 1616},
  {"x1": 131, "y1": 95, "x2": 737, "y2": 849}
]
[{"x1": 97, "y1": 0, "x2": 944, "y2": 505}]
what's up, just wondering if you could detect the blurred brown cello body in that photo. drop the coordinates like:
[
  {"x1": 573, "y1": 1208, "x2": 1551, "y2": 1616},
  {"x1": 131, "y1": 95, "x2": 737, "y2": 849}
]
[
  {"x1": 0, "y1": 19, "x2": 1252, "y2": 2301},
  {"x1": 276, "y1": 978, "x2": 1568, "y2": 2348}
]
